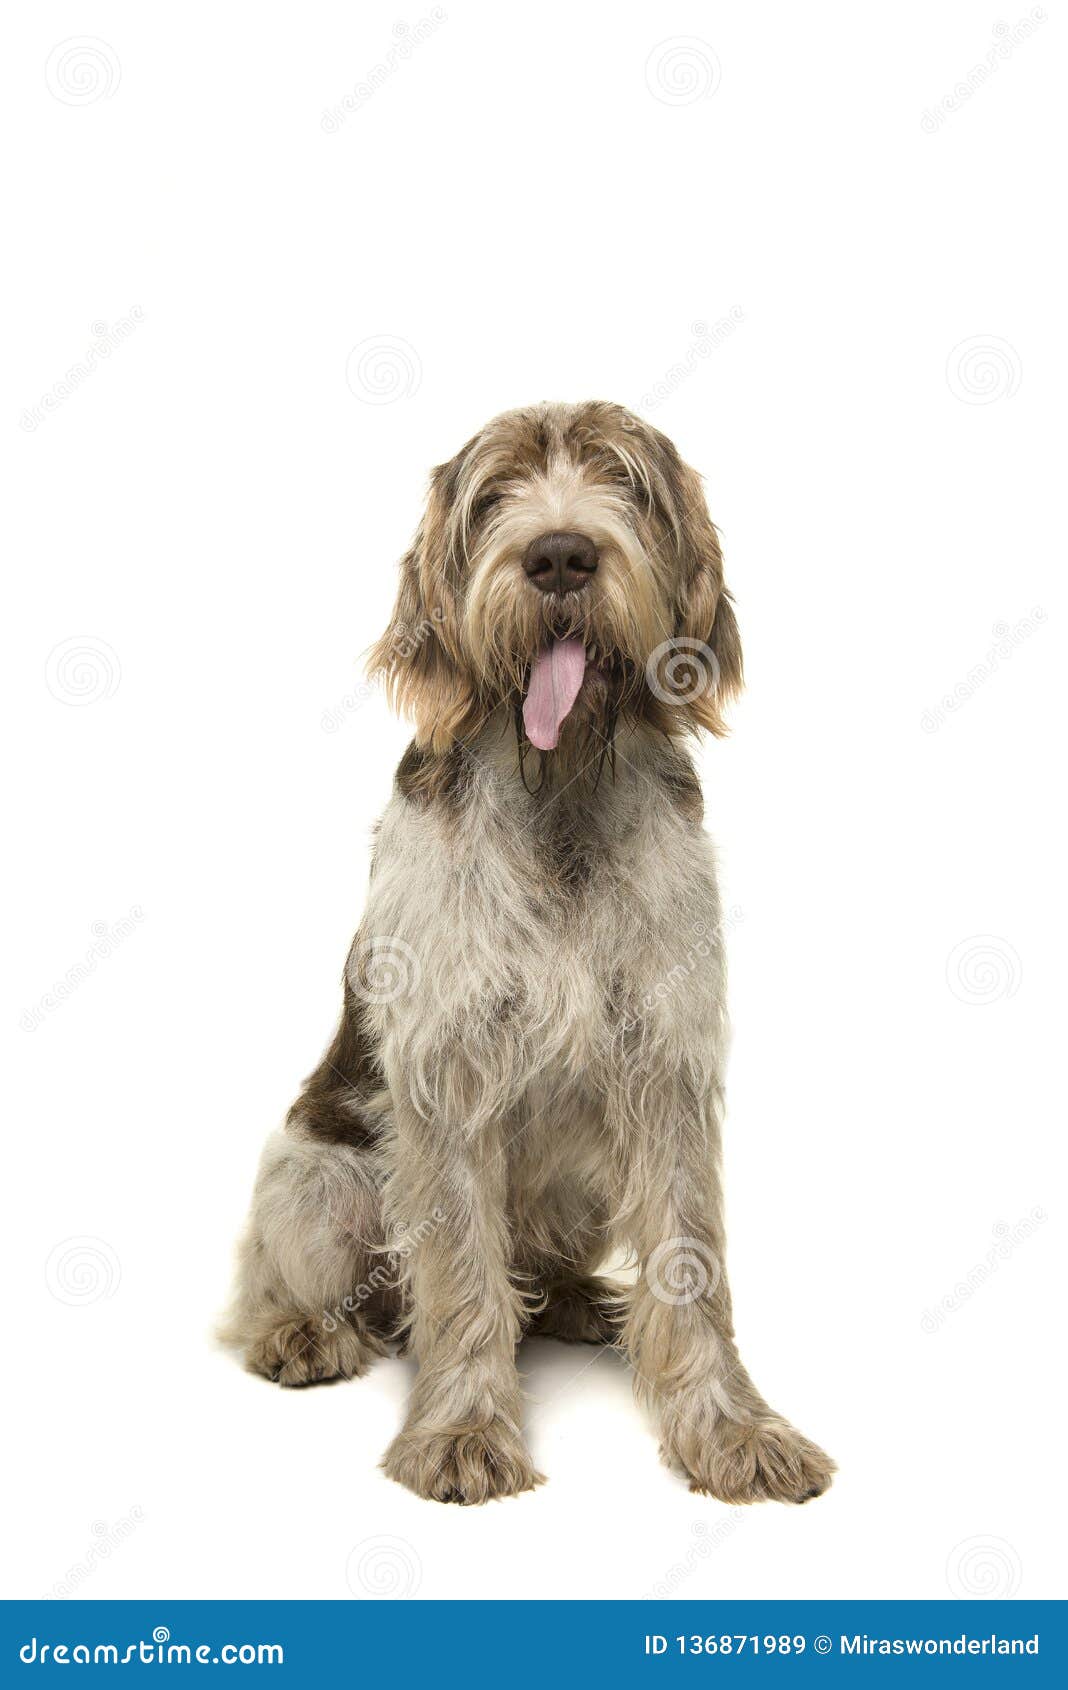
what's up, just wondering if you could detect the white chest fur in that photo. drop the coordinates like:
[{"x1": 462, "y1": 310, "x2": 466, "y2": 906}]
[{"x1": 361, "y1": 738, "x2": 728, "y2": 1130}]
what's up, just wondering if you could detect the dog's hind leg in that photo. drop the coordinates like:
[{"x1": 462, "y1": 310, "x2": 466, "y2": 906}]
[
  {"x1": 514, "y1": 1195, "x2": 627, "y2": 1345},
  {"x1": 220, "y1": 1005, "x2": 398, "y2": 1385},
  {"x1": 525, "y1": 1274, "x2": 627, "y2": 1345},
  {"x1": 220, "y1": 1124, "x2": 394, "y2": 1385}
]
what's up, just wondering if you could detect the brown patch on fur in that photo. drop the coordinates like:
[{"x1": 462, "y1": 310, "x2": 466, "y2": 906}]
[
  {"x1": 526, "y1": 1275, "x2": 627, "y2": 1344},
  {"x1": 292, "y1": 982, "x2": 381, "y2": 1149},
  {"x1": 657, "y1": 747, "x2": 704, "y2": 824},
  {"x1": 534, "y1": 820, "x2": 595, "y2": 894},
  {"x1": 395, "y1": 739, "x2": 470, "y2": 809}
]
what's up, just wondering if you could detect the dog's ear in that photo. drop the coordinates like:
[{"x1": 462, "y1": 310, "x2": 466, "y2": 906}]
[
  {"x1": 670, "y1": 457, "x2": 743, "y2": 737},
  {"x1": 367, "y1": 464, "x2": 479, "y2": 754}
]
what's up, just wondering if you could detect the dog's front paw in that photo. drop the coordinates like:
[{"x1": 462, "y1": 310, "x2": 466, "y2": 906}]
[
  {"x1": 382, "y1": 1421, "x2": 544, "y2": 1504},
  {"x1": 673, "y1": 1416, "x2": 835, "y2": 1505}
]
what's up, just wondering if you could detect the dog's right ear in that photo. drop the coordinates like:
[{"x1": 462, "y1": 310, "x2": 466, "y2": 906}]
[
  {"x1": 367, "y1": 466, "x2": 479, "y2": 754},
  {"x1": 671, "y1": 458, "x2": 744, "y2": 738}
]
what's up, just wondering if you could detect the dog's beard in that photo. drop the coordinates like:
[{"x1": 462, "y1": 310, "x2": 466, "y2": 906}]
[
  {"x1": 462, "y1": 502, "x2": 671, "y2": 756},
  {"x1": 512, "y1": 661, "x2": 621, "y2": 796}
]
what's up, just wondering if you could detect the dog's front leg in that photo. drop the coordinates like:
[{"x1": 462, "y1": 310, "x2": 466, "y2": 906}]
[
  {"x1": 620, "y1": 1078, "x2": 834, "y2": 1505},
  {"x1": 381, "y1": 1096, "x2": 542, "y2": 1504}
]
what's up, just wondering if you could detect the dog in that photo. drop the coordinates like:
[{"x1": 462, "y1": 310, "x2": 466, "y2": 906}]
[{"x1": 222, "y1": 400, "x2": 834, "y2": 1506}]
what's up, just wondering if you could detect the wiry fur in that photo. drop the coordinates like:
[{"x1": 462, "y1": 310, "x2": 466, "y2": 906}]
[{"x1": 222, "y1": 401, "x2": 833, "y2": 1506}]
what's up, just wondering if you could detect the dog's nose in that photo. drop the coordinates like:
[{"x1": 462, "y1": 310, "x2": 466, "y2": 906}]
[{"x1": 522, "y1": 531, "x2": 598, "y2": 595}]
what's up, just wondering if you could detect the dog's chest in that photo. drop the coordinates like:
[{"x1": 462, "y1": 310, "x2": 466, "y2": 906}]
[{"x1": 368, "y1": 764, "x2": 725, "y2": 1087}]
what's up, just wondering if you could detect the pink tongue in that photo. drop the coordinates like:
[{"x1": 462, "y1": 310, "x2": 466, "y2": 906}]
[{"x1": 522, "y1": 637, "x2": 588, "y2": 751}]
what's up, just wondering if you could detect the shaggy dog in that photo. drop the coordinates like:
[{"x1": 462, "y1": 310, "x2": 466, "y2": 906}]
[{"x1": 222, "y1": 400, "x2": 834, "y2": 1506}]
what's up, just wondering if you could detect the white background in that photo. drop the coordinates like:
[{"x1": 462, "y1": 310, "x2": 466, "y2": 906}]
[{"x1": 3, "y1": 1, "x2": 1065, "y2": 1603}]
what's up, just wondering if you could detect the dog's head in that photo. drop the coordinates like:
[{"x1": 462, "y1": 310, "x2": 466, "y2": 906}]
[{"x1": 370, "y1": 401, "x2": 741, "y2": 756}]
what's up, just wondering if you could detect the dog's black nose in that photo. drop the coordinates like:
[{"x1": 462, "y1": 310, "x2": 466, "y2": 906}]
[{"x1": 523, "y1": 531, "x2": 598, "y2": 595}]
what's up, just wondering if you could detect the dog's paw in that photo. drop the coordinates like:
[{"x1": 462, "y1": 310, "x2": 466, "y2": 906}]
[
  {"x1": 382, "y1": 1422, "x2": 545, "y2": 1504},
  {"x1": 243, "y1": 1317, "x2": 379, "y2": 1387},
  {"x1": 676, "y1": 1418, "x2": 835, "y2": 1506}
]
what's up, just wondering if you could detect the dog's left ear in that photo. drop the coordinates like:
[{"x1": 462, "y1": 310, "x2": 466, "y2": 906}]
[
  {"x1": 367, "y1": 462, "x2": 480, "y2": 754},
  {"x1": 671, "y1": 458, "x2": 744, "y2": 737}
]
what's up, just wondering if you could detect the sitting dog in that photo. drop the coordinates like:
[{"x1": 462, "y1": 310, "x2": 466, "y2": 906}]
[{"x1": 222, "y1": 400, "x2": 834, "y2": 1506}]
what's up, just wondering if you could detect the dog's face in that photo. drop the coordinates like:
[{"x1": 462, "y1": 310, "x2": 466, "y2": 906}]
[{"x1": 371, "y1": 401, "x2": 742, "y2": 756}]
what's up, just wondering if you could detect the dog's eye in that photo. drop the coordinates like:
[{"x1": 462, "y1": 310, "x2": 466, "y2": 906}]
[
  {"x1": 595, "y1": 456, "x2": 639, "y2": 497},
  {"x1": 470, "y1": 492, "x2": 503, "y2": 524}
]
